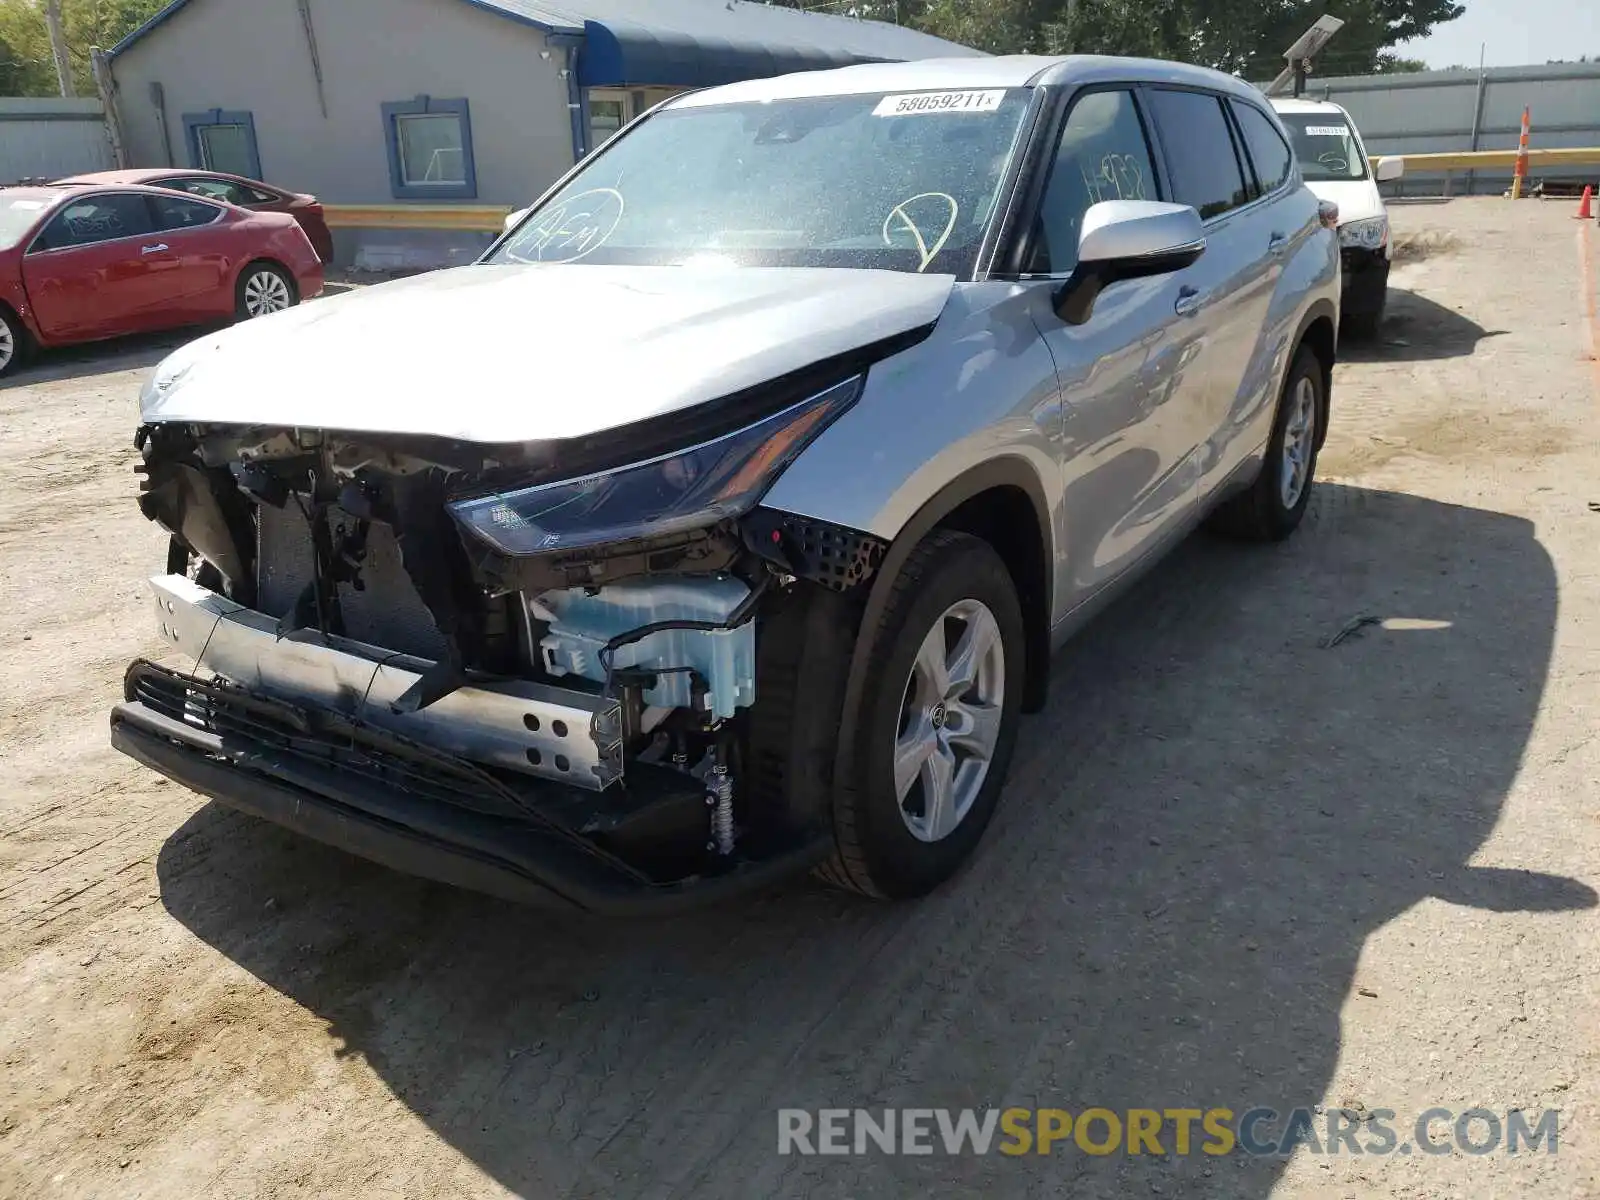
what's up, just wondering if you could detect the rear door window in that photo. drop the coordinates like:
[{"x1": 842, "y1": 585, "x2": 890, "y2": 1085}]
[
  {"x1": 151, "y1": 194, "x2": 225, "y2": 231},
  {"x1": 1027, "y1": 88, "x2": 1161, "y2": 274},
  {"x1": 1231, "y1": 102, "x2": 1295, "y2": 196},
  {"x1": 1147, "y1": 90, "x2": 1251, "y2": 220}
]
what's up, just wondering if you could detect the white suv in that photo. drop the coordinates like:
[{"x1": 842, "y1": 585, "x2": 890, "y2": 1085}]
[{"x1": 1272, "y1": 97, "x2": 1403, "y2": 336}]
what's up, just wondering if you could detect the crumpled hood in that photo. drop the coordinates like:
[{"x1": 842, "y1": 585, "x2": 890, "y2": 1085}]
[{"x1": 142, "y1": 264, "x2": 955, "y2": 443}]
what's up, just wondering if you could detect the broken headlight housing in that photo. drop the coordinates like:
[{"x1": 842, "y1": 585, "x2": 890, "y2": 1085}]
[
  {"x1": 1338, "y1": 215, "x2": 1389, "y2": 252},
  {"x1": 449, "y1": 375, "x2": 863, "y2": 556}
]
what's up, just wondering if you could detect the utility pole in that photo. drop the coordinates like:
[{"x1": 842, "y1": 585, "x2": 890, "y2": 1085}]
[{"x1": 44, "y1": 0, "x2": 76, "y2": 97}]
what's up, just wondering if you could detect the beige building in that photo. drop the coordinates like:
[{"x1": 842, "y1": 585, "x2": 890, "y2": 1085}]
[{"x1": 106, "y1": 0, "x2": 978, "y2": 266}]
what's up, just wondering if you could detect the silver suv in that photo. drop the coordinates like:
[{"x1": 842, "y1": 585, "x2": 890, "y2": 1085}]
[{"x1": 114, "y1": 56, "x2": 1340, "y2": 913}]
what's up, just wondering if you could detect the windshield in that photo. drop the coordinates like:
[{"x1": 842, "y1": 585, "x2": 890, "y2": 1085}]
[
  {"x1": 1278, "y1": 112, "x2": 1369, "y2": 182},
  {"x1": 487, "y1": 89, "x2": 1036, "y2": 275},
  {"x1": 0, "y1": 191, "x2": 53, "y2": 249}
]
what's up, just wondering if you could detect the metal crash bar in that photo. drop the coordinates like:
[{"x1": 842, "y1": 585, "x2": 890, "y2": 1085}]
[{"x1": 148, "y1": 575, "x2": 623, "y2": 790}]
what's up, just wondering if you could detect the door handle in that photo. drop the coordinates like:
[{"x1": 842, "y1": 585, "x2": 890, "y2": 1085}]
[
  {"x1": 1268, "y1": 233, "x2": 1289, "y2": 255},
  {"x1": 141, "y1": 244, "x2": 170, "y2": 255},
  {"x1": 1174, "y1": 286, "x2": 1203, "y2": 317}
]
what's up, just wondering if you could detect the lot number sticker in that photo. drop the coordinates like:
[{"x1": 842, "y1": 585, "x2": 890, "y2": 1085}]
[
  {"x1": 1304, "y1": 125, "x2": 1350, "y2": 137},
  {"x1": 874, "y1": 90, "x2": 1005, "y2": 117}
]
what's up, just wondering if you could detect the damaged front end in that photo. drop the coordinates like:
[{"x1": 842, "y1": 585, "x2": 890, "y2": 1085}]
[{"x1": 112, "y1": 375, "x2": 888, "y2": 913}]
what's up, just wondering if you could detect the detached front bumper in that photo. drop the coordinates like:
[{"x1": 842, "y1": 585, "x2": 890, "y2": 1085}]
[
  {"x1": 113, "y1": 579, "x2": 826, "y2": 913},
  {"x1": 1340, "y1": 245, "x2": 1390, "y2": 316}
]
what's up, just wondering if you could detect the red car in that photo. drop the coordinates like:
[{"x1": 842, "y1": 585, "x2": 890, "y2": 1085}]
[
  {"x1": 58, "y1": 168, "x2": 335, "y2": 264},
  {"x1": 0, "y1": 183, "x2": 323, "y2": 378}
]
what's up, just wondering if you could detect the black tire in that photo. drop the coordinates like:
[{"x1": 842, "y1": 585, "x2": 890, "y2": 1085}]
[
  {"x1": 235, "y1": 262, "x2": 298, "y2": 321},
  {"x1": 1207, "y1": 344, "x2": 1326, "y2": 542},
  {"x1": 817, "y1": 530, "x2": 1026, "y2": 899},
  {"x1": 0, "y1": 306, "x2": 27, "y2": 378}
]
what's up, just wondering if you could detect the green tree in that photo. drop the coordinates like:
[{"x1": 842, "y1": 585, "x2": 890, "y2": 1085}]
[
  {"x1": 0, "y1": 0, "x2": 167, "y2": 96},
  {"x1": 770, "y1": 0, "x2": 1467, "y2": 79}
]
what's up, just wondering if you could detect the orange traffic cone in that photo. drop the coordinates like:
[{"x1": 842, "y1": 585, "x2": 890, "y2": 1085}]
[{"x1": 1576, "y1": 186, "x2": 1594, "y2": 220}]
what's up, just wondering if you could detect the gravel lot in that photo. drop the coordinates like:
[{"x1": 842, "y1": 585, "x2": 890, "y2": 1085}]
[{"x1": 2, "y1": 198, "x2": 1597, "y2": 1199}]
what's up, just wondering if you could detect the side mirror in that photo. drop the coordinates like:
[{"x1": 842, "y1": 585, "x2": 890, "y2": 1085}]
[
  {"x1": 1374, "y1": 156, "x2": 1404, "y2": 183},
  {"x1": 503, "y1": 206, "x2": 531, "y2": 232},
  {"x1": 1054, "y1": 201, "x2": 1206, "y2": 326}
]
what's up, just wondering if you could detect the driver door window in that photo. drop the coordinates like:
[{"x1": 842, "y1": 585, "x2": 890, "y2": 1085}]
[
  {"x1": 32, "y1": 193, "x2": 156, "y2": 252},
  {"x1": 1028, "y1": 89, "x2": 1160, "y2": 275}
]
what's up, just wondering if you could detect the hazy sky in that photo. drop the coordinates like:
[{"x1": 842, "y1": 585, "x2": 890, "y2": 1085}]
[{"x1": 1401, "y1": 0, "x2": 1600, "y2": 68}]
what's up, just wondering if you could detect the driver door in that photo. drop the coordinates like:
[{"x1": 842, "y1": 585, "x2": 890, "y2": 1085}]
[
  {"x1": 22, "y1": 193, "x2": 162, "y2": 342},
  {"x1": 1025, "y1": 86, "x2": 1213, "y2": 606}
]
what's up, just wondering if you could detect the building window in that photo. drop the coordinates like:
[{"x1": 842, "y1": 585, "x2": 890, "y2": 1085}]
[
  {"x1": 181, "y1": 110, "x2": 262, "y2": 180},
  {"x1": 588, "y1": 91, "x2": 632, "y2": 149},
  {"x1": 382, "y1": 96, "x2": 477, "y2": 200}
]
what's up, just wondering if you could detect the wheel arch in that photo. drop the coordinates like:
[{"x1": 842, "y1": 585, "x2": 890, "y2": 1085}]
[
  {"x1": 816, "y1": 456, "x2": 1056, "y2": 795},
  {"x1": 1292, "y1": 299, "x2": 1337, "y2": 449},
  {"x1": 0, "y1": 296, "x2": 36, "y2": 362},
  {"x1": 0, "y1": 285, "x2": 43, "y2": 346}
]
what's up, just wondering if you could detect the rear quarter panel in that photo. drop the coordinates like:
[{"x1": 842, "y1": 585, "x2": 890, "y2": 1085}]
[{"x1": 238, "y1": 214, "x2": 325, "y2": 302}]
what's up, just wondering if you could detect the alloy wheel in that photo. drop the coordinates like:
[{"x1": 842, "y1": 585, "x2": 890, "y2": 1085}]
[
  {"x1": 1280, "y1": 375, "x2": 1317, "y2": 510},
  {"x1": 243, "y1": 271, "x2": 292, "y2": 317},
  {"x1": 894, "y1": 598, "x2": 1006, "y2": 843},
  {"x1": 0, "y1": 319, "x2": 13, "y2": 371}
]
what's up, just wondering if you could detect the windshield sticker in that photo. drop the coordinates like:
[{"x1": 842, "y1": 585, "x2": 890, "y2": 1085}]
[
  {"x1": 508, "y1": 188, "x2": 624, "y2": 264},
  {"x1": 7, "y1": 200, "x2": 45, "y2": 210},
  {"x1": 874, "y1": 90, "x2": 1005, "y2": 118},
  {"x1": 1304, "y1": 125, "x2": 1350, "y2": 137}
]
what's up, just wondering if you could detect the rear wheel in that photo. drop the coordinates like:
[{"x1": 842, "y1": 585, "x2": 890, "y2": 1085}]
[
  {"x1": 236, "y1": 263, "x2": 296, "y2": 320},
  {"x1": 1207, "y1": 344, "x2": 1326, "y2": 541},
  {"x1": 0, "y1": 307, "x2": 26, "y2": 378},
  {"x1": 818, "y1": 530, "x2": 1025, "y2": 898}
]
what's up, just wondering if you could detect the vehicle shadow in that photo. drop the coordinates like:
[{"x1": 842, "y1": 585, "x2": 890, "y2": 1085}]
[
  {"x1": 155, "y1": 483, "x2": 1589, "y2": 1198},
  {"x1": 1339, "y1": 287, "x2": 1507, "y2": 364},
  {"x1": 0, "y1": 329, "x2": 195, "y2": 388}
]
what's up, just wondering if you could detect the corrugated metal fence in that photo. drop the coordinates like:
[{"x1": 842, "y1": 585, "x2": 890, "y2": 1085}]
[
  {"x1": 1304, "y1": 62, "x2": 1600, "y2": 195},
  {"x1": 0, "y1": 97, "x2": 115, "y2": 184}
]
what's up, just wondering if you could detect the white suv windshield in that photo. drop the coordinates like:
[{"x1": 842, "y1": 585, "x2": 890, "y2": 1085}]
[
  {"x1": 487, "y1": 89, "x2": 1035, "y2": 275},
  {"x1": 1278, "y1": 112, "x2": 1369, "y2": 182}
]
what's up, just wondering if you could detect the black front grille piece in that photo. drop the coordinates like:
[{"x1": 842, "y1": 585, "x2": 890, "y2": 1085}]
[
  {"x1": 741, "y1": 508, "x2": 889, "y2": 593},
  {"x1": 123, "y1": 661, "x2": 716, "y2": 875},
  {"x1": 125, "y1": 659, "x2": 549, "y2": 823}
]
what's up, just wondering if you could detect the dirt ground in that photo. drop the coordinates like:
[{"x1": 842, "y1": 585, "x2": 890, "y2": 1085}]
[{"x1": 2, "y1": 198, "x2": 1598, "y2": 1199}]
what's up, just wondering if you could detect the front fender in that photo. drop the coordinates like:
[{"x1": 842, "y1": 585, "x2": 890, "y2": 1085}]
[{"x1": 762, "y1": 282, "x2": 1060, "y2": 544}]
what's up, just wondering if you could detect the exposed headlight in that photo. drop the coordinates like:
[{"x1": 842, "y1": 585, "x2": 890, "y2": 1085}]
[
  {"x1": 449, "y1": 376, "x2": 863, "y2": 556},
  {"x1": 1339, "y1": 216, "x2": 1389, "y2": 251}
]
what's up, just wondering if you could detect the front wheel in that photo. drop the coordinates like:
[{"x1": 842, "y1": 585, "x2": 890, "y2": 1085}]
[
  {"x1": 818, "y1": 530, "x2": 1025, "y2": 899},
  {"x1": 1207, "y1": 345, "x2": 1326, "y2": 542},
  {"x1": 235, "y1": 263, "x2": 297, "y2": 321}
]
